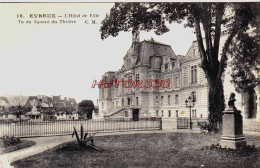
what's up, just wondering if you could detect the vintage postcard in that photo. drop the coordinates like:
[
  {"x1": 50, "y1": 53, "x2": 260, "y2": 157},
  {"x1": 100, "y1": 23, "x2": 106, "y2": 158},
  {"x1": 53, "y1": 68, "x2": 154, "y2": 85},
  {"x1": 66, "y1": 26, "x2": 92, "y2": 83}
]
[{"x1": 0, "y1": 1, "x2": 259, "y2": 168}]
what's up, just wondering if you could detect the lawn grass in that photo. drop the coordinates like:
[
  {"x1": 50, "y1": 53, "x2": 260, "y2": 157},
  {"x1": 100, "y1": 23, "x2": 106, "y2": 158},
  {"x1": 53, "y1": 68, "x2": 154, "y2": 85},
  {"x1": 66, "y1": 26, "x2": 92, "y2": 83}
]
[
  {"x1": 0, "y1": 140, "x2": 35, "y2": 155},
  {"x1": 12, "y1": 132, "x2": 260, "y2": 168}
]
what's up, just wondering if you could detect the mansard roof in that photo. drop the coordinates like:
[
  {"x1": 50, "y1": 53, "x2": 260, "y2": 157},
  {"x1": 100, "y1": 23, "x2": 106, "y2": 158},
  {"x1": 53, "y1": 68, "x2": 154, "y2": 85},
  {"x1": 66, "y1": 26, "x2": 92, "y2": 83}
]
[{"x1": 120, "y1": 38, "x2": 177, "y2": 72}]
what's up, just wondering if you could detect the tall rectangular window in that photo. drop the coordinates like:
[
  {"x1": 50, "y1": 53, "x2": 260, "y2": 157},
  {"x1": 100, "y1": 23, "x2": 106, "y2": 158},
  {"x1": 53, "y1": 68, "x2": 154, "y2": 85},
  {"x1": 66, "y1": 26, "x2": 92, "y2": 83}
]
[
  {"x1": 136, "y1": 97, "x2": 139, "y2": 106},
  {"x1": 161, "y1": 96, "x2": 164, "y2": 105},
  {"x1": 175, "y1": 94, "x2": 179, "y2": 105},
  {"x1": 176, "y1": 110, "x2": 178, "y2": 117},
  {"x1": 168, "y1": 110, "x2": 171, "y2": 117},
  {"x1": 168, "y1": 95, "x2": 171, "y2": 105},
  {"x1": 121, "y1": 78, "x2": 124, "y2": 93},
  {"x1": 102, "y1": 89, "x2": 104, "y2": 98},
  {"x1": 135, "y1": 74, "x2": 140, "y2": 91},
  {"x1": 191, "y1": 65, "x2": 197, "y2": 83},
  {"x1": 122, "y1": 98, "x2": 124, "y2": 107},
  {"x1": 191, "y1": 91, "x2": 196, "y2": 102},
  {"x1": 191, "y1": 66, "x2": 194, "y2": 83},
  {"x1": 161, "y1": 111, "x2": 164, "y2": 117},
  {"x1": 125, "y1": 111, "x2": 128, "y2": 117},
  {"x1": 127, "y1": 98, "x2": 131, "y2": 106},
  {"x1": 175, "y1": 76, "x2": 179, "y2": 88},
  {"x1": 194, "y1": 66, "x2": 197, "y2": 83},
  {"x1": 128, "y1": 76, "x2": 132, "y2": 92},
  {"x1": 192, "y1": 110, "x2": 197, "y2": 118},
  {"x1": 116, "y1": 89, "x2": 118, "y2": 96},
  {"x1": 168, "y1": 78, "x2": 172, "y2": 89},
  {"x1": 172, "y1": 62, "x2": 175, "y2": 70},
  {"x1": 193, "y1": 48, "x2": 196, "y2": 57},
  {"x1": 165, "y1": 64, "x2": 168, "y2": 71},
  {"x1": 156, "y1": 96, "x2": 159, "y2": 104}
]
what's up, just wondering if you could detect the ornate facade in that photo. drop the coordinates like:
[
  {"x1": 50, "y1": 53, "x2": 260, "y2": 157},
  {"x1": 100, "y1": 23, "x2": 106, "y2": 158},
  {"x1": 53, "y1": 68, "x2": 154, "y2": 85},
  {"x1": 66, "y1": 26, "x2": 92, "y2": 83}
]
[{"x1": 99, "y1": 31, "x2": 209, "y2": 120}]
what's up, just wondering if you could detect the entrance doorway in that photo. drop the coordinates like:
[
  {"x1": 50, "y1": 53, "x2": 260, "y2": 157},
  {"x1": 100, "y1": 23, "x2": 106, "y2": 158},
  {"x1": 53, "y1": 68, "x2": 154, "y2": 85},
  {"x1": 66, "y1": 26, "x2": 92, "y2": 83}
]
[{"x1": 133, "y1": 109, "x2": 139, "y2": 121}]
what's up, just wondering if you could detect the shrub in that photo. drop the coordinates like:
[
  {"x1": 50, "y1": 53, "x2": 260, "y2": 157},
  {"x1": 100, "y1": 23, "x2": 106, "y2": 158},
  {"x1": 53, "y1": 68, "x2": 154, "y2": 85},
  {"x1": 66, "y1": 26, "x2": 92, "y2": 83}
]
[
  {"x1": 0, "y1": 135, "x2": 21, "y2": 147},
  {"x1": 72, "y1": 125, "x2": 98, "y2": 148}
]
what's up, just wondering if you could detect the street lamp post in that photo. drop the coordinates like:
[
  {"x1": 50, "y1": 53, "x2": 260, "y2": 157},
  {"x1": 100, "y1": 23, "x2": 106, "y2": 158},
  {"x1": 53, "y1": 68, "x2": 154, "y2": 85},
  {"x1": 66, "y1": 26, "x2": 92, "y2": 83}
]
[{"x1": 185, "y1": 96, "x2": 195, "y2": 130}]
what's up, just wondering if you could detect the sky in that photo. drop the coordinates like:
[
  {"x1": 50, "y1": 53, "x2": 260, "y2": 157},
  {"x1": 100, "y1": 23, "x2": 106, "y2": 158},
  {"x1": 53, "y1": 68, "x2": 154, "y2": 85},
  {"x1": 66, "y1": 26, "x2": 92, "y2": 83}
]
[{"x1": 0, "y1": 3, "x2": 196, "y2": 104}]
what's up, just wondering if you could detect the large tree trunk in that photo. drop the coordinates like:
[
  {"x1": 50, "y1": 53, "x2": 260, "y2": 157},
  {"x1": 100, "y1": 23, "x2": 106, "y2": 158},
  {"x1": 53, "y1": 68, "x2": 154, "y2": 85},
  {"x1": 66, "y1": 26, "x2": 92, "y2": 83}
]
[{"x1": 207, "y1": 76, "x2": 225, "y2": 132}]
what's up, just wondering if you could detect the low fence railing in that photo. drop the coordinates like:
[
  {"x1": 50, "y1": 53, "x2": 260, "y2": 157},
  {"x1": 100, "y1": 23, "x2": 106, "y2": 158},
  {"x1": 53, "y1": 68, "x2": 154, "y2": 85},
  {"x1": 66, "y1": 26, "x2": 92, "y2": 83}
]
[
  {"x1": 0, "y1": 118, "x2": 161, "y2": 137},
  {"x1": 177, "y1": 117, "x2": 208, "y2": 129}
]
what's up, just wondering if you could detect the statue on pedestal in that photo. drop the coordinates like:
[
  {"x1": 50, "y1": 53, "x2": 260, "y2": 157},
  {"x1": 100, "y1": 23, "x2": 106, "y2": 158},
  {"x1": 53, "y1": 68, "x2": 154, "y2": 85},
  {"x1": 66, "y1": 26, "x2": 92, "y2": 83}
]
[
  {"x1": 228, "y1": 92, "x2": 237, "y2": 112},
  {"x1": 220, "y1": 92, "x2": 246, "y2": 149}
]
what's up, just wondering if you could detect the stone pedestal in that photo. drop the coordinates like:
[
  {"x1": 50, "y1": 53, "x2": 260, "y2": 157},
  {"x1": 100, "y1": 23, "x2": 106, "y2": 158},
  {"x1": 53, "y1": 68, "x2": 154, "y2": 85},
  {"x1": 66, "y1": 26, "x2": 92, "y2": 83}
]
[{"x1": 220, "y1": 108, "x2": 246, "y2": 149}]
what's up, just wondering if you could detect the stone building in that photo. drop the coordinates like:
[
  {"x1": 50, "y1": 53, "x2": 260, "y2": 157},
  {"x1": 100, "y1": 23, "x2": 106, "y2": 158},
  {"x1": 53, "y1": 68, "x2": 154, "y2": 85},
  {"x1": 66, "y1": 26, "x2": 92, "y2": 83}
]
[
  {"x1": 99, "y1": 31, "x2": 209, "y2": 120},
  {"x1": 99, "y1": 30, "x2": 260, "y2": 127}
]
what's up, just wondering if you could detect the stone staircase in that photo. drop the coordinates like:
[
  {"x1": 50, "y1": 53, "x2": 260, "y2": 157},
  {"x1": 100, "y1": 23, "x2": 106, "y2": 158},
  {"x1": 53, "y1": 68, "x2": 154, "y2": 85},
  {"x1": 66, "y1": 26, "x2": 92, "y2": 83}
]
[{"x1": 104, "y1": 108, "x2": 126, "y2": 118}]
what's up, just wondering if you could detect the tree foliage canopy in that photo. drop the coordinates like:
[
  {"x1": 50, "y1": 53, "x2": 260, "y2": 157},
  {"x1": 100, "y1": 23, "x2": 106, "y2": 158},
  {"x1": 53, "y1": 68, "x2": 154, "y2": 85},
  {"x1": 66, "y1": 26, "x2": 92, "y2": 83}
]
[
  {"x1": 78, "y1": 100, "x2": 95, "y2": 119},
  {"x1": 230, "y1": 30, "x2": 260, "y2": 93},
  {"x1": 6, "y1": 105, "x2": 31, "y2": 115}
]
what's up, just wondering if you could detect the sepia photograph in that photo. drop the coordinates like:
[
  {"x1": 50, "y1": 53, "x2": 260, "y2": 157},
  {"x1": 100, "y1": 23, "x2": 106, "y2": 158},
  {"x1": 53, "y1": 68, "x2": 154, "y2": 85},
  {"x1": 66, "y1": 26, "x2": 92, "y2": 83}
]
[{"x1": 0, "y1": 1, "x2": 259, "y2": 167}]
